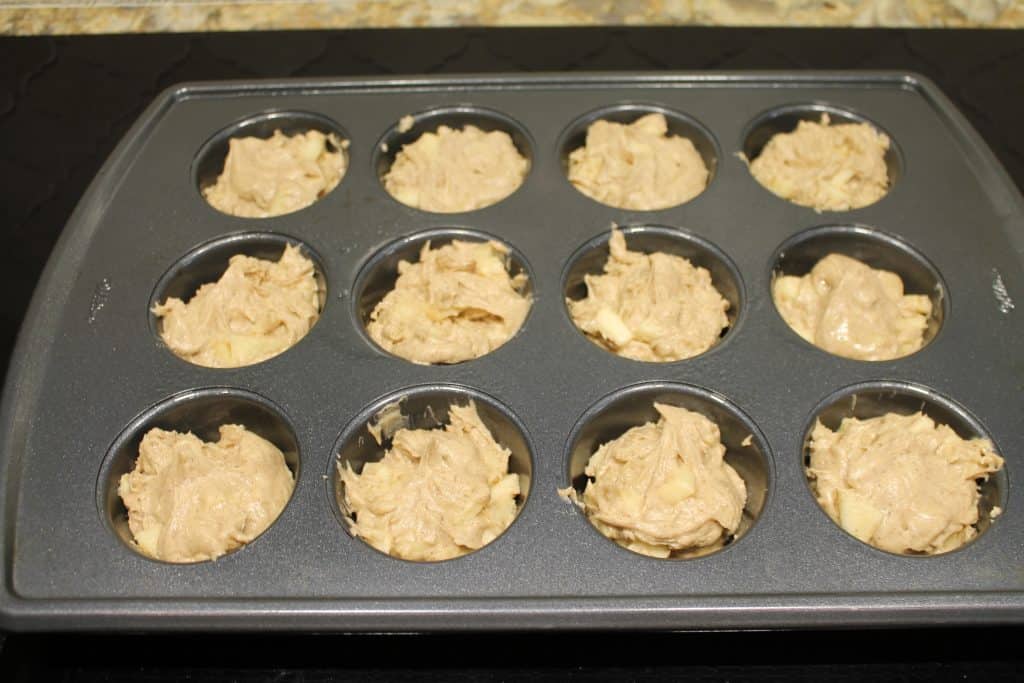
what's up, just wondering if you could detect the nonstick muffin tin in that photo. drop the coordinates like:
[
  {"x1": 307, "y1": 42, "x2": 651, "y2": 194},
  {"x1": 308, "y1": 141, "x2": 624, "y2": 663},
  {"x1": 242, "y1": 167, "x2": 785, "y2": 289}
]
[{"x1": 0, "y1": 72, "x2": 1021, "y2": 631}]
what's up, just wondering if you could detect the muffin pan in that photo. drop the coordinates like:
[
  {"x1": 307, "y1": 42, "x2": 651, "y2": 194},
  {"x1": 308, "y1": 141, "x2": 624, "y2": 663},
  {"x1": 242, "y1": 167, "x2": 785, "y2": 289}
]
[{"x1": 0, "y1": 72, "x2": 1021, "y2": 631}]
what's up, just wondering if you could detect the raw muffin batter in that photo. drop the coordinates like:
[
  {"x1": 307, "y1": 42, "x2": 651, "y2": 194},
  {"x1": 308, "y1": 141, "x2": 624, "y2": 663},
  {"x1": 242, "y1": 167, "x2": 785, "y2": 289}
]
[
  {"x1": 566, "y1": 403, "x2": 747, "y2": 558},
  {"x1": 567, "y1": 113, "x2": 709, "y2": 210},
  {"x1": 340, "y1": 402, "x2": 521, "y2": 561},
  {"x1": 568, "y1": 229, "x2": 730, "y2": 362},
  {"x1": 383, "y1": 124, "x2": 528, "y2": 212},
  {"x1": 807, "y1": 412, "x2": 1004, "y2": 555},
  {"x1": 118, "y1": 425, "x2": 295, "y2": 563},
  {"x1": 203, "y1": 129, "x2": 348, "y2": 218},
  {"x1": 748, "y1": 113, "x2": 890, "y2": 211},
  {"x1": 366, "y1": 239, "x2": 531, "y2": 364},
  {"x1": 772, "y1": 253, "x2": 931, "y2": 361},
  {"x1": 154, "y1": 244, "x2": 320, "y2": 368}
]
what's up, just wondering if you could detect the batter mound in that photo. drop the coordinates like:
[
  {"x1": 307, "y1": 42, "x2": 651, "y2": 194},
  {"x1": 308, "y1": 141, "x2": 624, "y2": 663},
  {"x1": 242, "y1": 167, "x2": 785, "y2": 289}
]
[
  {"x1": 748, "y1": 113, "x2": 890, "y2": 211},
  {"x1": 567, "y1": 403, "x2": 747, "y2": 558},
  {"x1": 340, "y1": 402, "x2": 521, "y2": 561},
  {"x1": 567, "y1": 113, "x2": 709, "y2": 210},
  {"x1": 203, "y1": 129, "x2": 348, "y2": 218},
  {"x1": 383, "y1": 124, "x2": 528, "y2": 212},
  {"x1": 154, "y1": 244, "x2": 320, "y2": 368},
  {"x1": 568, "y1": 229, "x2": 730, "y2": 362},
  {"x1": 118, "y1": 425, "x2": 295, "y2": 563},
  {"x1": 366, "y1": 240, "x2": 531, "y2": 364},
  {"x1": 772, "y1": 253, "x2": 931, "y2": 361},
  {"x1": 807, "y1": 412, "x2": 1004, "y2": 555}
]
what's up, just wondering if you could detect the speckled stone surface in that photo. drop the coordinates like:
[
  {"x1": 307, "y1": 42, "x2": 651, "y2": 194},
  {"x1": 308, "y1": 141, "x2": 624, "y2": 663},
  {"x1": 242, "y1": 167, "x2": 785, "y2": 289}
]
[{"x1": 2, "y1": 1, "x2": 1023, "y2": 36}]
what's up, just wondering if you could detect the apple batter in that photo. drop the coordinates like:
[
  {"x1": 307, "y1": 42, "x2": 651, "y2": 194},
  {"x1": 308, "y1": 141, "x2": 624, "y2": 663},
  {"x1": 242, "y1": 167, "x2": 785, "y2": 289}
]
[
  {"x1": 748, "y1": 113, "x2": 890, "y2": 211},
  {"x1": 807, "y1": 412, "x2": 1004, "y2": 555},
  {"x1": 772, "y1": 253, "x2": 931, "y2": 361},
  {"x1": 567, "y1": 113, "x2": 709, "y2": 210},
  {"x1": 203, "y1": 129, "x2": 348, "y2": 218},
  {"x1": 383, "y1": 124, "x2": 528, "y2": 212},
  {"x1": 340, "y1": 402, "x2": 521, "y2": 562},
  {"x1": 118, "y1": 425, "x2": 294, "y2": 563},
  {"x1": 568, "y1": 229, "x2": 730, "y2": 362},
  {"x1": 154, "y1": 244, "x2": 321, "y2": 368},
  {"x1": 366, "y1": 239, "x2": 531, "y2": 364},
  {"x1": 566, "y1": 403, "x2": 747, "y2": 558}
]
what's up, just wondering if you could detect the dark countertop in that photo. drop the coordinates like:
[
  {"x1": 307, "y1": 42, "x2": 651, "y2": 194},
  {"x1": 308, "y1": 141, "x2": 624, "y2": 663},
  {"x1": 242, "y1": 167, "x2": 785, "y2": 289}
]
[{"x1": 1, "y1": 27, "x2": 1023, "y2": 680}]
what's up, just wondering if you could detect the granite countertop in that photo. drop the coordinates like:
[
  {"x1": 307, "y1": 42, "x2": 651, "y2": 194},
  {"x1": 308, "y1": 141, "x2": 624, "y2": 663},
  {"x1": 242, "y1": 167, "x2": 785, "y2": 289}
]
[{"x1": 3, "y1": 0, "x2": 1024, "y2": 35}]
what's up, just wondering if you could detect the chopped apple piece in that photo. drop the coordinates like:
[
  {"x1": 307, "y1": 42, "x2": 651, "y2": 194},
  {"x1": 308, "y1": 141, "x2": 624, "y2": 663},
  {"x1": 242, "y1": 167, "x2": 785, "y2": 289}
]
[
  {"x1": 829, "y1": 168, "x2": 854, "y2": 188},
  {"x1": 133, "y1": 525, "x2": 161, "y2": 555},
  {"x1": 774, "y1": 178, "x2": 796, "y2": 198},
  {"x1": 227, "y1": 334, "x2": 279, "y2": 359},
  {"x1": 394, "y1": 188, "x2": 419, "y2": 206},
  {"x1": 655, "y1": 462, "x2": 696, "y2": 504},
  {"x1": 360, "y1": 462, "x2": 388, "y2": 480},
  {"x1": 629, "y1": 540, "x2": 671, "y2": 558},
  {"x1": 773, "y1": 275, "x2": 800, "y2": 300},
  {"x1": 424, "y1": 304, "x2": 447, "y2": 322},
  {"x1": 615, "y1": 488, "x2": 644, "y2": 517},
  {"x1": 595, "y1": 307, "x2": 633, "y2": 347},
  {"x1": 491, "y1": 473, "x2": 521, "y2": 500},
  {"x1": 473, "y1": 249, "x2": 506, "y2": 277},
  {"x1": 211, "y1": 338, "x2": 234, "y2": 365},
  {"x1": 269, "y1": 190, "x2": 294, "y2": 214},
  {"x1": 391, "y1": 299, "x2": 426, "y2": 321},
  {"x1": 837, "y1": 489, "x2": 883, "y2": 543},
  {"x1": 634, "y1": 317, "x2": 664, "y2": 341},
  {"x1": 296, "y1": 134, "x2": 325, "y2": 161}
]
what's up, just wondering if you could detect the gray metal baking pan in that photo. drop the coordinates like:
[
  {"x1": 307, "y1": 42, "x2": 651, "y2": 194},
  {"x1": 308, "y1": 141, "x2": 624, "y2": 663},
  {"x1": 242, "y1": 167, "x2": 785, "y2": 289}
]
[{"x1": 0, "y1": 72, "x2": 1020, "y2": 632}]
